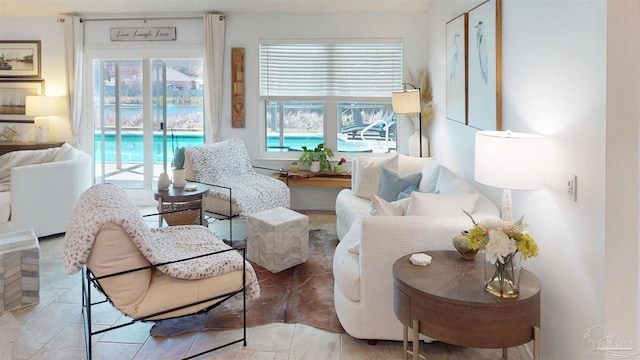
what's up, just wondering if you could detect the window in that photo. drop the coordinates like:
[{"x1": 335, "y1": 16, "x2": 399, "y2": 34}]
[{"x1": 260, "y1": 41, "x2": 402, "y2": 156}]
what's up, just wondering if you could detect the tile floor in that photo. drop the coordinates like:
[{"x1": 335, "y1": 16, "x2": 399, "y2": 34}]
[{"x1": 1, "y1": 210, "x2": 525, "y2": 359}]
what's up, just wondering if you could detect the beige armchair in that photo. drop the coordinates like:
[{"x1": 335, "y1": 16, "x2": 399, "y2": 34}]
[{"x1": 63, "y1": 183, "x2": 260, "y2": 359}]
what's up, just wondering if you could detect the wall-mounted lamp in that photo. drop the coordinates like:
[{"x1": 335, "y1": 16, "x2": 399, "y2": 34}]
[
  {"x1": 474, "y1": 130, "x2": 543, "y2": 222},
  {"x1": 392, "y1": 83, "x2": 426, "y2": 157},
  {"x1": 25, "y1": 96, "x2": 64, "y2": 143}
]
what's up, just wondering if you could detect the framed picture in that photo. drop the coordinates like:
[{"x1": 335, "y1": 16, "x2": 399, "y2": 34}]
[
  {"x1": 0, "y1": 40, "x2": 41, "y2": 78},
  {"x1": 0, "y1": 79, "x2": 45, "y2": 122},
  {"x1": 446, "y1": 13, "x2": 467, "y2": 125},
  {"x1": 467, "y1": 0, "x2": 502, "y2": 131}
]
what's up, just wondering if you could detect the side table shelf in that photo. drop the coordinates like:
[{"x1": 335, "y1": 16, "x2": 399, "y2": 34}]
[
  {"x1": 272, "y1": 170, "x2": 351, "y2": 188},
  {"x1": 0, "y1": 141, "x2": 65, "y2": 156}
]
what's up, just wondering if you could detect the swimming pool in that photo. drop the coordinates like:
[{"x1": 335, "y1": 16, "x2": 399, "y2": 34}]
[{"x1": 94, "y1": 133, "x2": 371, "y2": 163}]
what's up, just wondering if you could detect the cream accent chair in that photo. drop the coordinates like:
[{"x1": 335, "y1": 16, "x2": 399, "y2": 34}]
[{"x1": 63, "y1": 184, "x2": 259, "y2": 360}]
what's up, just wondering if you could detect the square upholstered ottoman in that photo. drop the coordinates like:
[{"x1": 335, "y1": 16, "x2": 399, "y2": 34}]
[
  {"x1": 247, "y1": 207, "x2": 309, "y2": 273},
  {"x1": 0, "y1": 229, "x2": 39, "y2": 312}
]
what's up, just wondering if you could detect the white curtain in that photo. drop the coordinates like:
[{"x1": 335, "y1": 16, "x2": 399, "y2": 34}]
[
  {"x1": 204, "y1": 14, "x2": 226, "y2": 143},
  {"x1": 62, "y1": 15, "x2": 84, "y2": 148}
]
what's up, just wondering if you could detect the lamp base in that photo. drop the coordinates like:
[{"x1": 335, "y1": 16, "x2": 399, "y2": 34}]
[
  {"x1": 34, "y1": 117, "x2": 49, "y2": 144},
  {"x1": 408, "y1": 130, "x2": 428, "y2": 157},
  {"x1": 501, "y1": 188, "x2": 513, "y2": 223}
]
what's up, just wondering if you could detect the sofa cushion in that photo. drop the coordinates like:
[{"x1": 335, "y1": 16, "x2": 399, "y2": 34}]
[
  {"x1": 54, "y1": 143, "x2": 77, "y2": 162},
  {"x1": 377, "y1": 166, "x2": 421, "y2": 202},
  {"x1": 435, "y1": 167, "x2": 472, "y2": 194},
  {"x1": 334, "y1": 226, "x2": 361, "y2": 301},
  {"x1": 418, "y1": 161, "x2": 441, "y2": 193},
  {"x1": 0, "y1": 191, "x2": 9, "y2": 224},
  {"x1": 352, "y1": 155, "x2": 398, "y2": 200},
  {"x1": 370, "y1": 194, "x2": 410, "y2": 216},
  {"x1": 406, "y1": 192, "x2": 479, "y2": 217}
]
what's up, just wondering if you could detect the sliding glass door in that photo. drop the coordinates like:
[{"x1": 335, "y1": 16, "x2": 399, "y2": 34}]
[{"x1": 92, "y1": 58, "x2": 204, "y2": 190}]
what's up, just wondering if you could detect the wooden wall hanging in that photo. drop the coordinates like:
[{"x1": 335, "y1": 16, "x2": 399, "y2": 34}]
[{"x1": 231, "y1": 47, "x2": 245, "y2": 128}]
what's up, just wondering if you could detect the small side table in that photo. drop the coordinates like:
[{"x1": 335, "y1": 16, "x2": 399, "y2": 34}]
[
  {"x1": 153, "y1": 183, "x2": 208, "y2": 226},
  {"x1": 0, "y1": 229, "x2": 39, "y2": 312},
  {"x1": 246, "y1": 207, "x2": 309, "y2": 272},
  {"x1": 393, "y1": 251, "x2": 541, "y2": 360}
]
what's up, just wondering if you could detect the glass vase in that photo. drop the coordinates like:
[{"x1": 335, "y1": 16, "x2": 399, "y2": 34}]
[{"x1": 484, "y1": 251, "x2": 522, "y2": 298}]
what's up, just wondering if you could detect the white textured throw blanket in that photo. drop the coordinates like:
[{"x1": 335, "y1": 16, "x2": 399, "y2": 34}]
[
  {"x1": 186, "y1": 138, "x2": 290, "y2": 218},
  {"x1": 63, "y1": 183, "x2": 260, "y2": 299},
  {"x1": 0, "y1": 147, "x2": 60, "y2": 192}
]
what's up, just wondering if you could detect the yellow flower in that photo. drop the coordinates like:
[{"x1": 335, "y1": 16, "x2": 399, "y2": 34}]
[
  {"x1": 464, "y1": 226, "x2": 488, "y2": 250},
  {"x1": 514, "y1": 233, "x2": 539, "y2": 259}
]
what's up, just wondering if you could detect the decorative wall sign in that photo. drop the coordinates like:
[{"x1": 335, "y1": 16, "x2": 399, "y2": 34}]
[
  {"x1": 467, "y1": 0, "x2": 502, "y2": 131},
  {"x1": 0, "y1": 41, "x2": 41, "y2": 78},
  {"x1": 232, "y1": 47, "x2": 245, "y2": 128},
  {"x1": 110, "y1": 27, "x2": 177, "y2": 41},
  {"x1": 446, "y1": 13, "x2": 467, "y2": 125},
  {"x1": 0, "y1": 79, "x2": 45, "y2": 122}
]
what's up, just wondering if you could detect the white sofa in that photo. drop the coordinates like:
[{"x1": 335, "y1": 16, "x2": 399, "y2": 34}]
[
  {"x1": 333, "y1": 154, "x2": 500, "y2": 342},
  {"x1": 0, "y1": 143, "x2": 92, "y2": 237}
]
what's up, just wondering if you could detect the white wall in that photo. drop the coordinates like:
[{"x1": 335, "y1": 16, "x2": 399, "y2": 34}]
[
  {"x1": 1, "y1": 13, "x2": 428, "y2": 210},
  {"x1": 426, "y1": 1, "x2": 610, "y2": 358},
  {"x1": 0, "y1": 17, "x2": 71, "y2": 142},
  {"x1": 221, "y1": 13, "x2": 429, "y2": 209}
]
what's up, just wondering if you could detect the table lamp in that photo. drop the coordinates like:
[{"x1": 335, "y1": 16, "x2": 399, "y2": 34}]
[
  {"x1": 392, "y1": 83, "x2": 426, "y2": 157},
  {"x1": 25, "y1": 96, "x2": 63, "y2": 143},
  {"x1": 474, "y1": 130, "x2": 543, "y2": 222}
]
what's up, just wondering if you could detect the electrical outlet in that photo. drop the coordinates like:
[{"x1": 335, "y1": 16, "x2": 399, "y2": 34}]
[{"x1": 567, "y1": 173, "x2": 577, "y2": 201}]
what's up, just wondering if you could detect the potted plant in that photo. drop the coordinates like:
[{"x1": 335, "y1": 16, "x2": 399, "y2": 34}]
[
  {"x1": 299, "y1": 143, "x2": 334, "y2": 173},
  {"x1": 334, "y1": 157, "x2": 346, "y2": 174},
  {"x1": 172, "y1": 146, "x2": 187, "y2": 187}
]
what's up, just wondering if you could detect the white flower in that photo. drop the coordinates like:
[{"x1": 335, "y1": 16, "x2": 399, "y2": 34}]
[
  {"x1": 485, "y1": 230, "x2": 517, "y2": 264},
  {"x1": 480, "y1": 216, "x2": 507, "y2": 231}
]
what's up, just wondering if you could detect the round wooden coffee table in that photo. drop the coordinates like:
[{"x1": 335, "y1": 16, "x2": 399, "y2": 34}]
[
  {"x1": 153, "y1": 183, "x2": 208, "y2": 226},
  {"x1": 392, "y1": 251, "x2": 541, "y2": 360}
]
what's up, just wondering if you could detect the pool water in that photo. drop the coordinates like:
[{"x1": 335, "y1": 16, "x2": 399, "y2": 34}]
[{"x1": 94, "y1": 133, "x2": 371, "y2": 163}]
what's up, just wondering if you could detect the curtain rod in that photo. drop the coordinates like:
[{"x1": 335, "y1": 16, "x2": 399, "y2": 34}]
[{"x1": 78, "y1": 15, "x2": 227, "y2": 23}]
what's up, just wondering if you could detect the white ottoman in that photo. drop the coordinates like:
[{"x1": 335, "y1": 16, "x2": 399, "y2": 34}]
[
  {"x1": 247, "y1": 207, "x2": 309, "y2": 273},
  {"x1": 0, "y1": 229, "x2": 39, "y2": 312}
]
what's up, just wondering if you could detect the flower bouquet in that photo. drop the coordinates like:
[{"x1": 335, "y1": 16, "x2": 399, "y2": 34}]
[{"x1": 462, "y1": 210, "x2": 538, "y2": 298}]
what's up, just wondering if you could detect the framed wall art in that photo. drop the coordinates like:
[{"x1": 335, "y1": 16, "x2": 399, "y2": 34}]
[
  {"x1": 0, "y1": 40, "x2": 41, "y2": 78},
  {"x1": 0, "y1": 79, "x2": 45, "y2": 122},
  {"x1": 467, "y1": 0, "x2": 501, "y2": 131},
  {"x1": 446, "y1": 13, "x2": 467, "y2": 125}
]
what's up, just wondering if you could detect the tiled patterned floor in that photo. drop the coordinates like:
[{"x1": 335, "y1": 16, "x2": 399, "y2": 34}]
[{"x1": 1, "y1": 210, "x2": 524, "y2": 359}]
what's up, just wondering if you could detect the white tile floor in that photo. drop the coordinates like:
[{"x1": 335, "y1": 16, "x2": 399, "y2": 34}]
[{"x1": 0, "y1": 210, "x2": 524, "y2": 359}]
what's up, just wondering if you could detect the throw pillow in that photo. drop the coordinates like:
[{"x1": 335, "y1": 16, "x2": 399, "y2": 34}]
[
  {"x1": 398, "y1": 185, "x2": 420, "y2": 200},
  {"x1": 405, "y1": 192, "x2": 479, "y2": 217},
  {"x1": 418, "y1": 161, "x2": 441, "y2": 193},
  {"x1": 370, "y1": 194, "x2": 410, "y2": 216},
  {"x1": 435, "y1": 167, "x2": 472, "y2": 194},
  {"x1": 352, "y1": 155, "x2": 399, "y2": 200},
  {"x1": 54, "y1": 143, "x2": 77, "y2": 162},
  {"x1": 377, "y1": 166, "x2": 421, "y2": 202},
  {"x1": 348, "y1": 241, "x2": 360, "y2": 255}
]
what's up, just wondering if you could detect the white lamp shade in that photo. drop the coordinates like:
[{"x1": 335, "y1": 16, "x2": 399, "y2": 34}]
[
  {"x1": 474, "y1": 130, "x2": 543, "y2": 190},
  {"x1": 25, "y1": 96, "x2": 64, "y2": 117},
  {"x1": 392, "y1": 89, "x2": 420, "y2": 114}
]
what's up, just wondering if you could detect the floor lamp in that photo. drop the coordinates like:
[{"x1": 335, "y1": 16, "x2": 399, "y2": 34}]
[
  {"x1": 392, "y1": 83, "x2": 425, "y2": 157},
  {"x1": 474, "y1": 130, "x2": 543, "y2": 222}
]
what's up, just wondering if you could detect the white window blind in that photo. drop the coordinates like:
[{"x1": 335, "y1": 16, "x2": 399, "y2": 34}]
[{"x1": 260, "y1": 42, "x2": 403, "y2": 99}]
